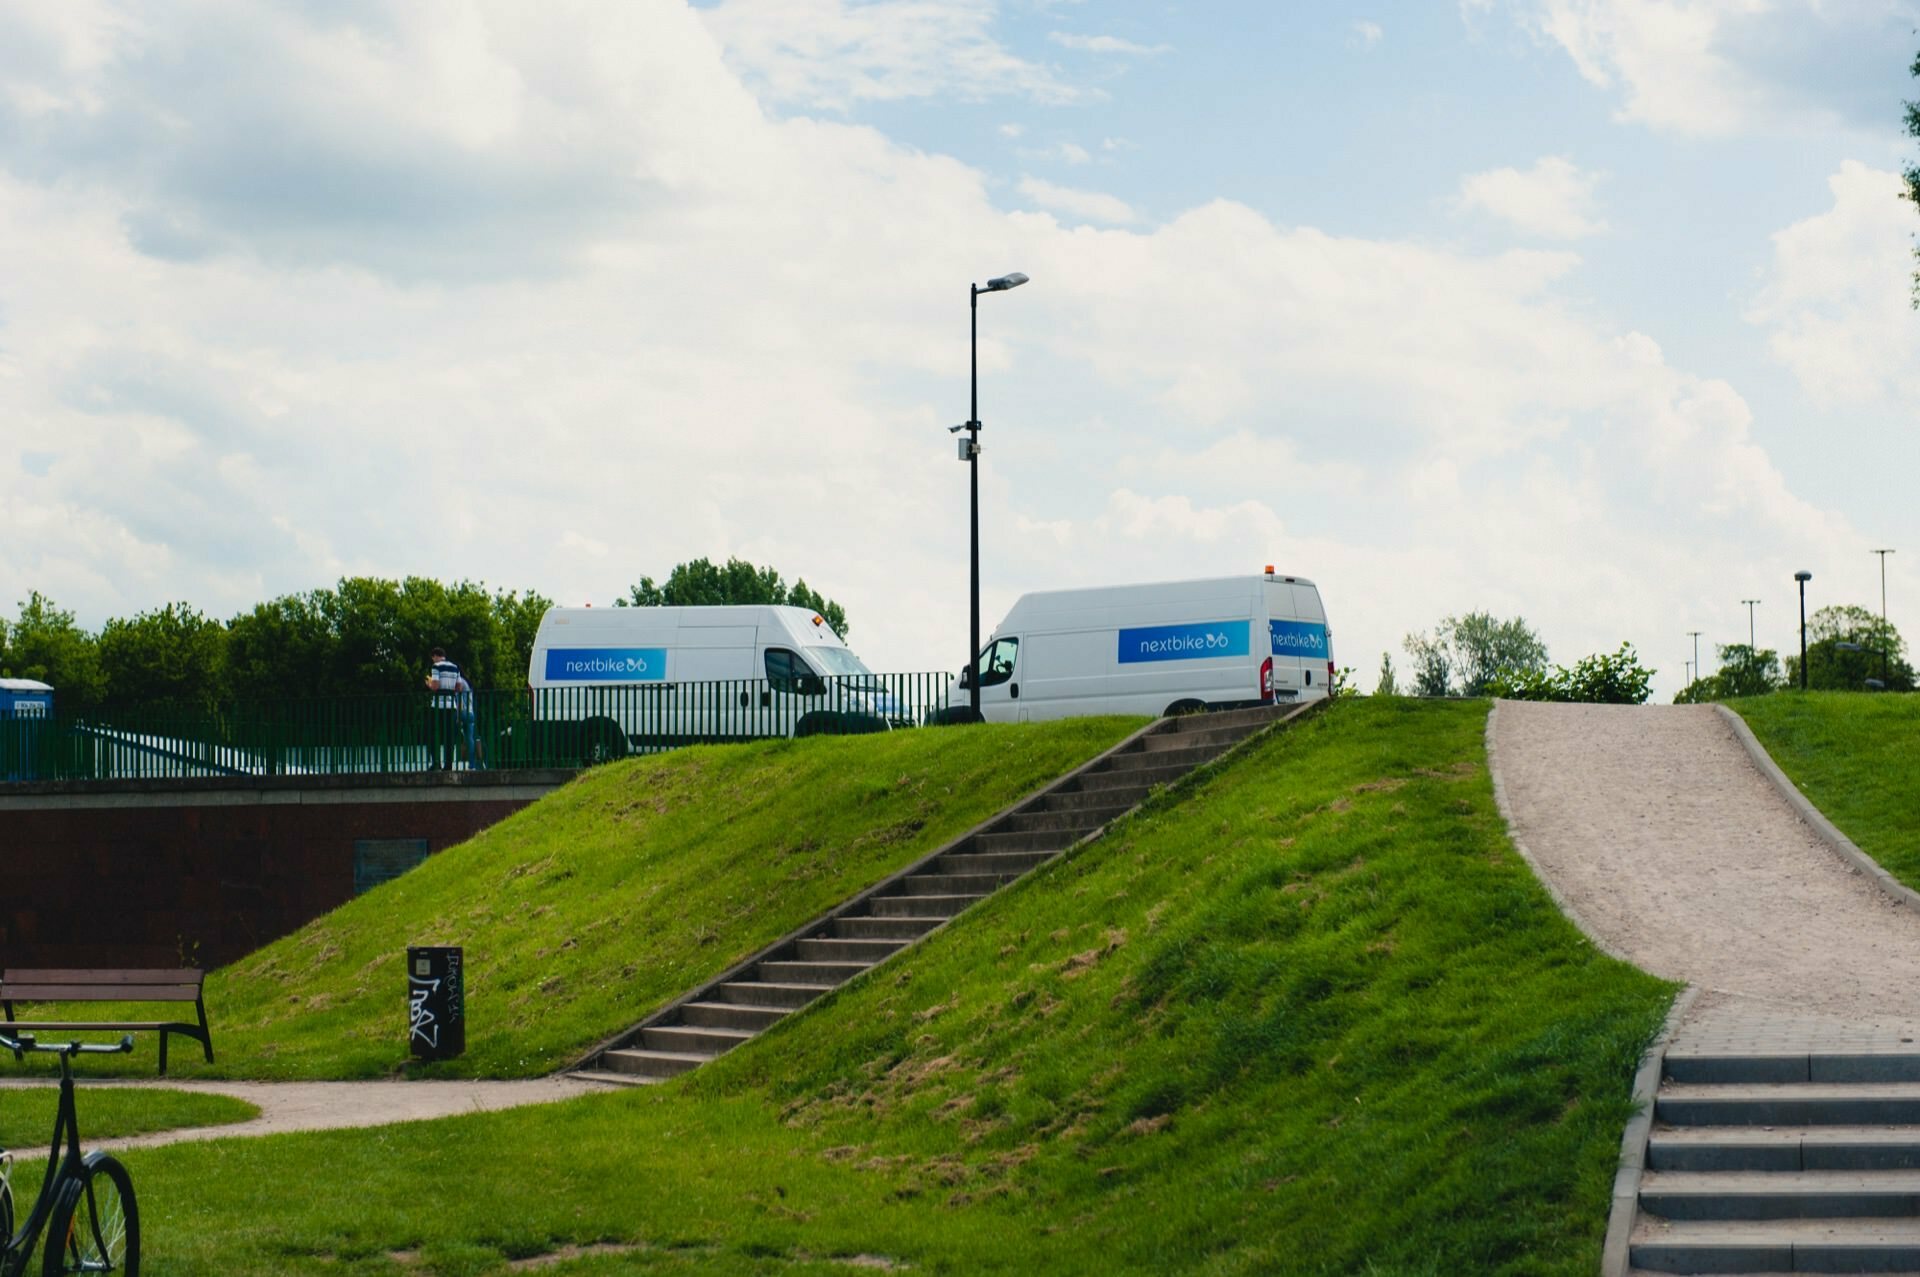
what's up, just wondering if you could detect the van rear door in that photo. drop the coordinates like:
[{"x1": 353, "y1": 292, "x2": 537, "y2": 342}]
[{"x1": 1263, "y1": 579, "x2": 1330, "y2": 696}]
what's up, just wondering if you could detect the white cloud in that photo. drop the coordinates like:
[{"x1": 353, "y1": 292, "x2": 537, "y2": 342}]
[
  {"x1": 700, "y1": 0, "x2": 1081, "y2": 111},
  {"x1": 1047, "y1": 32, "x2": 1170, "y2": 56},
  {"x1": 1353, "y1": 21, "x2": 1384, "y2": 49},
  {"x1": 998, "y1": 122, "x2": 1025, "y2": 138},
  {"x1": 1454, "y1": 156, "x2": 1608, "y2": 239},
  {"x1": 1747, "y1": 161, "x2": 1919, "y2": 408},
  {"x1": 1016, "y1": 176, "x2": 1138, "y2": 224},
  {"x1": 1514, "y1": 0, "x2": 1906, "y2": 137},
  {"x1": 1020, "y1": 141, "x2": 1093, "y2": 166}
]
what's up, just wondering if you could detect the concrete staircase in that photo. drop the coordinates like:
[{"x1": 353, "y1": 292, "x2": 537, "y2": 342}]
[
  {"x1": 1631, "y1": 1047, "x2": 1920, "y2": 1274},
  {"x1": 571, "y1": 701, "x2": 1315, "y2": 1085}
]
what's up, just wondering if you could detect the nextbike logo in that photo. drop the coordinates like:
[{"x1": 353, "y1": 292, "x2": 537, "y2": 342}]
[
  {"x1": 543, "y1": 648, "x2": 667, "y2": 682},
  {"x1": 1118, "y1": 620, "x2": 1250, "y2": 664},
  {"x1": 1269, "y1": 620, "x2": 1329, "y2": 660}
]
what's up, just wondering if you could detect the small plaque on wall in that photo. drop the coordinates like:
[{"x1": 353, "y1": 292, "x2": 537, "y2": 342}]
[{"x1": 353, "y1": 838, "x2": 430, "y2": 895}]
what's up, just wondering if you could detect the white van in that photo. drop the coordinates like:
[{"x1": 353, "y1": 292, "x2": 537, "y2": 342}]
[
  {"x1": 527, "y1": 605, "x2": 893, "y2": 756},
  {"x1": 961, "y1": 571, "x2": 1333, "y2": 723}
]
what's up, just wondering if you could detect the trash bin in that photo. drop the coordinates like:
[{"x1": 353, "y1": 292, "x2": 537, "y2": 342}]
[{"x1": 406, "y1": 945, "x2": 465, "y2": 1061}]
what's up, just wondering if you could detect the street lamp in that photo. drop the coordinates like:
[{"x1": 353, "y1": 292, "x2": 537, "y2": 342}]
[
  {"x1": 1687, "y1": 631, "x2": 1702, "y2": 689},
  {"x1": 1873, "y1": 549, "x2": 1895, "y2": 681},
  {"x1": 957, "y1": 270, "x2": 1029, "y2": 717},
  {"x1": 1741, "y1": 600, "x2": 1759, "y2": 650},
  {"x1": 1794, "y1": 571, "x2": 1812, "y2": 690}
]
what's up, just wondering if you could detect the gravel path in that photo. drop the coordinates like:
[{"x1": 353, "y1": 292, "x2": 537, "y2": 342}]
[
  {"x1": 0, "y1": 1076, "x2": 607, "y2": 1150},
  {"x1": 1489, "y1": 700, "x2": 1920, "y2": 1036}
]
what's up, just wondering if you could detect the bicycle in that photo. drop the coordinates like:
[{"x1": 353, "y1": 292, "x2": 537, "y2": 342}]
[{"x1": 0, "y1": 1033, "x2": 138, "y2": 1276}]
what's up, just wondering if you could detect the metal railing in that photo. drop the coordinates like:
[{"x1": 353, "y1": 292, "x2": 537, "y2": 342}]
[{"x1": 0, "y1": 673, "x2": 958, "y2": 783}]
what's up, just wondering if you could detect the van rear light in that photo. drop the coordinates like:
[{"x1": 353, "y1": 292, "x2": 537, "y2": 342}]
[{"x1": 1259, "y1": 656, "x2": 1274, "y2": 703}]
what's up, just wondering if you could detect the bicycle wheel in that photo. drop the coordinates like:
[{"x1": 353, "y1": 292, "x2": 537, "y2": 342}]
[{"x1": 43, "y1": 1153, "x2": 137, "y2": 1276}]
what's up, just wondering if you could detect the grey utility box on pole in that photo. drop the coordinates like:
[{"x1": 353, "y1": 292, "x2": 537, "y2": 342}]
[{"x1": 407, "y1": 945, "x2": 465, "y2": 1061}]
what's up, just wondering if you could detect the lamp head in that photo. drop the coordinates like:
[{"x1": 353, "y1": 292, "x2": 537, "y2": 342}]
[
  {"x1": 985, "y1": 272, "x2": 1029, "y2": 291},
  {"x1": 1794, "y1": 570, "x2": 1813, "y2": 582}
]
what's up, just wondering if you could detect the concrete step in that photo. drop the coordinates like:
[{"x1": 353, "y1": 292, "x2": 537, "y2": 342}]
[
  {"x1": 1030, "y1": 786, "x2": 1152, "y2": 814},
  {"x1": 1072, "y1": 763, "x2": 1190, "y2": 793},
  {"x1": 1102, "y1": 742, "x2": 1223, "y2": 773},
  {"x1": 678, "y1": 1001, "x2": 789, "y2": 1032},
  {"x1": 1667, "y1": 1053, "x2": 1920, "y2": 1085},
  {"x1": 1650, "y1": 1127, "x2": 1920, "y2": 1173},
  {"x1": 1659, "y1": 1084, "x2": 1920, "y2": 1127},
  {"x1": 999, "y1": 804, "x2": 1132, "y2": 834},
  {"x1": 934, "y1": 850, "x2": 1054, "y2": 878},
  {"x1": 1640, "y1": 1170, "x2": 1920, "y2": 1221},
  {"x1": 641, "y1": 1023, "x2": 755, "y2": 1055},
  {"x1": 716, "y1": 980, "x2": 828, "y2": 1009},
  {"x1": 599, "y1": 1048, "x2": 713, "y2": 1079},
  {"x1": 1139, "y1": 723, "x2": 1257, "y2": 752},
  {"x1": 869, "y1": 893, "x2": 983, "y2": 918},
  {"x1": 756, "y1": 959, "x2": 873, "y2": 985},
  {"x1": 1630, "y1": 1217, "x2": 1920, "y2": 1273},
  {"x1": 569, "y1": 1069, "x2": 661, "y2": 1088},
  {"x1": 1170, "y1": 704, "x2": 1289, "y2": 733},
  {"x1": 796, "y1": 936, "x2": 908, "y2": 964},
  {"x1": 893, "y1": 872, "x2": 1007, "y2": 896},
  {"x1": 831, "y1": 915, "x2": 943, "y2": 941},
  {"x1": 963, "y1": 829, "x2": 1079, "y2": 855}
]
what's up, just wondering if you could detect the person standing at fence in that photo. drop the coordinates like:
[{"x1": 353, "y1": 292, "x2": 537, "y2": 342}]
[{"x1": 424, "y1": 648, "x2": 465, "y2": 770}]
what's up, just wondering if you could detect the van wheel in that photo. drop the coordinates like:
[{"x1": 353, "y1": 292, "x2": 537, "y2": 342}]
[
  {"x1": 581, "y1": 718, "x2": 628, "y2": 765},
  {"x1": 1163, "y1": 699, "x2": 1208, "y2": 719}
]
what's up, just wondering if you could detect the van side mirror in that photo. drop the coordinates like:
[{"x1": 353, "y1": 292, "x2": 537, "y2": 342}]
[{"x1": 957, "y1": 667, "x2": 973, "y2": 690}]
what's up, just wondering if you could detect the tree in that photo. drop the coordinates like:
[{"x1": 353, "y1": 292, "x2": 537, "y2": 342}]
[
  {"x1": 1374, "y1": 652, "x2": 1398, "y2": 697},
  {"x1": 1907, "y1": 46, "x2": 1920, "y2": 304},
  {"x1": 1673, "y1": 644, "x2": 1782, "y2": 704},
  {"x1": 1, "y1": 592, "x2": 106, "y2": 713},
  {"x1": 1402, "y1": 612, "x2": 1548, "y2": 697},
  {"x1": 1491, "y1": 643, "x2": 1655, "y2": 704},
  {"x1": 97, "y1": 602, "x2": 228, "y2": 713},
  {"x1": 1784, "y1": 604, "x2": 1914, "y2": 691},
  {"x1": 620, "y1": 557, "x2": 851, "y2": 639}
]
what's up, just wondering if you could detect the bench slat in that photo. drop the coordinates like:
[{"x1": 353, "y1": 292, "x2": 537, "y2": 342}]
[
  {"x1": 5, "y1": 985, "x2": 200, "y2": 1003},
  {"x1": 1, "y1": 1021, "x2": 188, "y2": 1033},
  {"x1": 4, "y1": 969, "x2": 203, "y2": 986}
]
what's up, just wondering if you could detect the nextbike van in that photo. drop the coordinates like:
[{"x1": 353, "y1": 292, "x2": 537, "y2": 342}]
[
  {"x1": 527, "y1": 604, "x2": 891, "y2": 755},
  {"x1": 961, "y1": 571, "x2": 1333, "y2": 723}
]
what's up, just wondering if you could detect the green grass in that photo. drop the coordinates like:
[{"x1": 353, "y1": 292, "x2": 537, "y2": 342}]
[
  {"x1": 0, "y1": 1087, "x2": 257, "y2": 1148},
  {"x1": 35, "y1": 719, "x2": 1141, "y2": 1082},
  {"x1": 120, "y1": 699, "x2": 1674, "y2": 1275},
  {"x1": 1730, "y1": 692, "x2": 1920, "y2": 889}
]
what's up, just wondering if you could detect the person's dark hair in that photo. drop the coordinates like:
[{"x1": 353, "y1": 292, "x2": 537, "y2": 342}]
[{"x1": 431, "y1": 647, "x2": 446, "y2": 660}]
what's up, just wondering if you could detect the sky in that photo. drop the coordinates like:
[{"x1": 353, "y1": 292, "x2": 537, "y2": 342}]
[{"x1": 1, "y1": 0, "x2": 1917, "y2": 698}]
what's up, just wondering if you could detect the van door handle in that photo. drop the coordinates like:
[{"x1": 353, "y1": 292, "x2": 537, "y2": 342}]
[
  {"x1": 739, "y1": 692, "x2": 749, "y2": 707},
  {"x1": 760, "y1": 691, "x2": 772, "y2": 707},
  {"x1": 1010, "y1": 683, "x2": 1019, "y2": 699}
]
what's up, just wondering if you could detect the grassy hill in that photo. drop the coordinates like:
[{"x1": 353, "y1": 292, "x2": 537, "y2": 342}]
[
  {"x1": 124, "y1": 699, "x2": 1675, "y2": 1274},
  {"x1": 1731, "y1": 692, "x2": 1920, "y2": 889},
  {"x1": 65, "y1": 718, "x2": 1142, "y2": 1080}
]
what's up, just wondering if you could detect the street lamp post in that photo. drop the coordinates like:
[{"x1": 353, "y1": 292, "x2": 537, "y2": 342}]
[
  {"x1": 1687, "y1": 631, "x2": 1702, "y2": 689},
  {"x1": 1741, "y1": 599, "x2": 1759, "y2": 650},
  {"x1": 958, "y1": 271, "x2": 1029, "y2": 717},
  {"x1": 1795, "y1": 571, "x2": 1813, "y2": 690},
  {"x1": 1873, "y1": 549, "x2": 1895, "y2": 681}
]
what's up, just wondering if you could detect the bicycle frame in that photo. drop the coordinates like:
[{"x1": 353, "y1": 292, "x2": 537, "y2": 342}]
[{"x1": 0, "y1": 1034, "x2": 132, "y2": 1277}]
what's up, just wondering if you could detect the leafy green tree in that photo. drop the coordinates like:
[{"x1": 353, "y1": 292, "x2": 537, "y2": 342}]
[
  {"x1": 1373, "y1": 652, "x2": 1398, "y2": 697},
  {"x1": 1490, "y1": 643, "x2": 1655, "y2": 705},
  {"x1": 1403, "y1": 612, "x2": 1548, "y2": 697},
  {"x1": 1674, "y1": 644, "x2": 1783, "y2": 704},
  {"x1": 1907, "y1": 46, "x2": 1920, "y2": 304},
  {"x1": 1784, "y1": 605, "x2": 1914, "y2": 691},
  {"x1": 97, "y1": 602, "x2": 228, "y2": 713},
  {"x1": 1, "y1": 592, "x2": 106, "y2": 713},
  {"x1": 621, "y1": 557, "x2": 851, "y2": 639}
]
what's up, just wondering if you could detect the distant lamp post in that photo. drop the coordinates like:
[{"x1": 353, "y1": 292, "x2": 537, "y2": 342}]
[
  {"x1": 1873, "y1": 548, "x2": 1895, "y2": 682},
  {"x1": 1794, "y1": 571, "x2": 1813, "y2": 690},
  {"x1": 1687, "y1": 631, "x2": 1702, "y2": 689},
  {"x1": 955, "y1": 270, "x2": 1030, "y2": 717},
  {"x1": 1741, "y1": 599, "x2": 1760, "y2": 650}
]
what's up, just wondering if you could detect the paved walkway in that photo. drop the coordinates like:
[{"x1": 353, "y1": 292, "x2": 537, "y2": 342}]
[
  {"x1": 1490, "y1": 700, "x2": 1920, "y2": 1051},
  {"x1": 0, "y1": 1076, "x2": 606, "y2": 1150}
]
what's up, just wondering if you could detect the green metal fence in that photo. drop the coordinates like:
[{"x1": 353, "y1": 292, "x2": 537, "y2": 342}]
[{"x1": 0, "y1": 673, "x2": 958, "y2": 783}]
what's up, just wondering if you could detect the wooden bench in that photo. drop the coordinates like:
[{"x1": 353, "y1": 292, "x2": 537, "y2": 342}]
[{"x1": 1, "y1": 969, "x2": 212, "y2": 1075}]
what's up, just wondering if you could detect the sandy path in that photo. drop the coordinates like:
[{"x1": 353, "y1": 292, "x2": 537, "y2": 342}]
[
  {"x1": 0, "y1": 1076, "x2": 607, "y2": 1150},
  {"x1": 1490, "y1": 700, "x2": 1920, "y2": 1032}
]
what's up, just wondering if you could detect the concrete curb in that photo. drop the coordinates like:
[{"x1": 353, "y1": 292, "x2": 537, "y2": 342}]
[
  {"x1": 1484, "y1": 701, "x2": 1633, "y2": 965},
  {"x1": 1712, "y1": 703, "x2": 1920, "y2": 915},
  {"x1": 1601, "y1": 983, "x2": 1699, "y2": 1277}
]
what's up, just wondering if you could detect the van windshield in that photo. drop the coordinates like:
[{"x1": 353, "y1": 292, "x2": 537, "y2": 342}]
[{"x1": 809, "y1": 647, "x2": 874, "y2": 678}]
